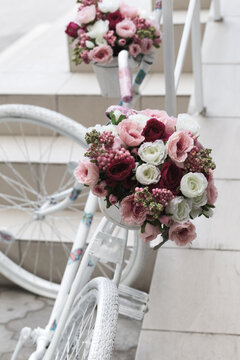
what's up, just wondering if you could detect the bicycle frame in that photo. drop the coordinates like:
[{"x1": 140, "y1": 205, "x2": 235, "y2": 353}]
[{"x1": 11, "y1": 2, "x2": 163, "y2": 357}]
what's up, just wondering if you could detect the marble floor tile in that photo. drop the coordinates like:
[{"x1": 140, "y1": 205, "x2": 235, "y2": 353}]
[
  {"x1": 142, "y1": 249, "x2": 240, "y2": 334},
  {"x1": 203, "y1": 17, "x2": 240, "y2": 64},
  {"x1": 136, "y1": 330, "x2": 240, "y2": 360},
  {"x1": 203, "y1": 65, "x2": 240, "y2": 117},
  {"x1": 195, "y1": 116, "x2": 240, "y2": 179}
]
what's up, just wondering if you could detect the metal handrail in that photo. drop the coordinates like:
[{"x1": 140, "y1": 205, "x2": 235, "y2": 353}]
[{"x1": 162, "y1": 0, "x2": 204, "y2": 116}]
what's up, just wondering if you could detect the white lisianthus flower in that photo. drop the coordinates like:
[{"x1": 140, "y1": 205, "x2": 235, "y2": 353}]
[
  {"x1": 136, "y1": 164, "x2": 160, "y2": 185},
  {"x1": 87, "y1": 20, "x2": 109, "y2": 39},
  {"x1": 101, "y1": 124, "x2": 118, "y2": 136},
  {"x1": 138, "y1": 140, "x2": 167, "y2": 166},
  {"x1": 180, "y1": 172, "x2": 208, "y2": 198},
  {"x1": 190, "y1": 207, "x2": 202, "y2": 219},
  {"x1": 128, "y1": 114, "x2": 150, "y2": 127},
  {"x1": 166, "y1": 196, "x2": 191, "y2": 223},
  {"x1": 203, "y1": 207, "x2": 214, "y2": 218},
  {"x1": 192, "y1": 191, "x2": 207, "y2": 208},
  {"x1": 176, "y1": 113, "x2": 200, "y2": 136},
  {"x1": 85, "y1": 40, "x2": 95, "y2": 49},
  {"x1": 98, "y1": 0, "x2": 120, "y2": 13},
  {"x1": 95, "y1": 36, "x2": 107, "y2": 45}
]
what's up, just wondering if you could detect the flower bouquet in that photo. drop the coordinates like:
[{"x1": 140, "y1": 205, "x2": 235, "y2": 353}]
[
  {"x1": 74, "y1": 106, "x2": 217, "y2": 249},
  {"x1": 65, "y1": 0, "x2": 161, "y2": 97}
]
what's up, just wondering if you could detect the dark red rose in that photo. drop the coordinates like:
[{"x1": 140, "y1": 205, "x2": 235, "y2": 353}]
[
  {"x1": 142, "y1": 118, "x2": 170, "y2": 142},
  {"x1": 159, "y1": 161, "x2": 183, "y2": 194},
  {"x1": 107, "y1": 11, "x2": 123, "y2": 29},
  {"x1": 107, "y1": 157, "x2": 135, "y2": 182},
  {"x1": 65, "y1": 22, "x2": 79, "y2": 38}
]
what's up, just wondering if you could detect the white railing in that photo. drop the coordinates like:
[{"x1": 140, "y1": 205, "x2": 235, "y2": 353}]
[
  {"x1": 213, "y1": 0, "x2": 222, "y2": 21},
  {"x1": 162, "y1": 0, "x2": 204, "y2": 116}
]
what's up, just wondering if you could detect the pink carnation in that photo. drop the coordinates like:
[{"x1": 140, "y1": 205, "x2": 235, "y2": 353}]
[
  {"x1": 129, "y1": 43, "x2": 141, "y2": 57},
  {"x1": 116, "y1": 19, "x2": 136, "y2": 38},
  {"x1": 74, "y1": 159, "x2": 99, "y2": 186},
  {"x1": 90, "y1": 44, "x2": 113, "y2": 64},
  {"x1": 169, "y1": 222, "x2": 197, "y2": 246},
  {"x1": 76, "y1": 5, "x2": 96, "y2": 25},
  {"x1": 117, "y1": 119, "x2": 145, "y2": 147},
  {"x1": 207, "y1": 170, "x2": 218, "y2": 205},
  {"x1": 119, "y1": 3, "x2": 139, "y2": 18},
  {"x1": 166, "y1": 131, "x2": 194, "y2": 167},
  {"x1": 139, "y1": 223, "x2": 161, "y2": 242},
  {"x1": 140, "y1": 38, "x2": 153, "y2": 54},
  {"x1": 91, "y1": 181, "x2": 108, "y2": 197},
  {"x1": 105, "y1": 30, "x2": 116, "y2": 47},
  {"x1": 140, "y1": 109, "x2": 176, "y2": 134},
  {"x1": 121, "y1": 195, "x2": 148, "y2": 225}
]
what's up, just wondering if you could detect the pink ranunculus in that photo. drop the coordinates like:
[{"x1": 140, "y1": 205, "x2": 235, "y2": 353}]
[
  {"x1": 140, "y1": 38, "x2": 153, "y2": 54},
  {"x1": 129, "y1": 43, "x2": 141, "y2": 57},
  {"x1": 76, "y1": 5, "x2": 96, "y2": 25},
  {"x1": 159, "y1": 215, "x2": 172, "y2": 226},
  {"x1": 117, "y1": 119, "x2": 145, "y2": 147},
  {"x1": 121, "y1": 195, "x2": 148, "y2": 225},
  {"x1": 118, "y1": 38, "x2": 126, "y2": 46},
  {"x1": 105, "y1": 105, "x2": 137, "y2": 118},
  {"x1": 109, "y1": 194, "x2": 118, "y2": 205},
  {"x1": 169, "y1": 221, "x2": 197, "y2": 246},
  {"x1": 139, "y1": 223, "x2": 161, "y2": 242},
  {"x1": 119, "y1": 3, "x2": 139, "y2": 18},
  {"x1": 74, "y1": 159, "x2": 99, "y2": 186},
  {"x1": 207, "y1": 170, "x2": 218, "y2": 205},
  {"x1": 90, "y1": 44, "x2": 113, "y2": 64},
  {"x1": 112, "y1": 136, "x2": 126, "y2": 150},
  {"x1": 91, "y1": 181, "x2": 108, "y2": 197},
  {"x1": 140, "y1": 109, "x2": 177, "y2": 134},
  {"x1": 166, "y1": 131, "x2": 194, "y2": 166},
  {"x1": 116, "y1": 19, "x2": 136, "y2": 38}
]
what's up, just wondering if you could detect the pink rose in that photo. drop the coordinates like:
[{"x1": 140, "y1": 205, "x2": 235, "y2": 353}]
[
  {"x1": 116, "y1": 19, "x2": 136, "y2": 38},
  {"x1": 140, "y1": 38, "x2": 153, "y2": 54},
  {"x1": 139, "y1": 223, "x2": 161, "y2": 242},
  {"x1": 140, "y1": 109, "x2": 177, "y2": 134},
  {"x1": 117, "y1": 119, "x2": 145, "y2": 147},
  {"x1": 109, "y1": 194, "x2": 118, "y2": 205},
  {"x1": 121, "y1": 195, "x2": 148, "y2": 225},
  {"x1": 159, "y1": 215, "x2": 172, "y2": 226},
  {"x1": 91, "y1": 181, "x2": 108, "y2": 197},
  {"x1": 90, "y1": 44, "x2": 113, "y2": 64},
  {"x1": 74, "y1": 159, "x2": 99, "y2": 186},
  {"x1": 207, "y1": 170, "x2": 218, "y2": 205},
  {"x1": 169, "y1": 221, "x2": 197, "y2": 246},
  {"x1": 76, "y1": 5, "x2": 96, "y2": 25},
  {"x1": 166, "y1": 131, "x2": 194, "y2": 166},
  {"x1": 129, "y1": 43, "x2": 141, "y2": 57},
  {"x1": 119, "y1": 3, "x2": 139, "y2": 18}
]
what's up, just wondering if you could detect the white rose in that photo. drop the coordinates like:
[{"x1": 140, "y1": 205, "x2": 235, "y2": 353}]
[
  {"x1": 128, "y1": 114, "x2": 150, "y2": 127},
  {"x1": 180, "y1": 172, "x2": 208, "y2": 198},
  {"x1": 98, "y1": 0, "x2": 120, "y2": 13},
  {"x1": 176, "y1": 113, "x2": 200, "y2": 136},
  {"x1": 192, "y1": 191, "x2": 207, "y2": 208},
  {"x1": 190, "y1": 207, "x2": 202, "y2": 219},
  {"x1": 95, "y1": 36, "x2": 107, "y2": 45},
  {"x1": 136, "y1": 164, "x2": 160, "y2": 185},
  {"x1": 85, "y1": 40, "x2": 95, "y2": 49},
  {"x1": 166, "y1": 196, "x2": 191, "y2": 223},
  {"x1": 87, "y1": 20, "x2": 109, "y2": 39},
  {"x1": 138, "y1": 140, "x2": 167, "y2": 166}
]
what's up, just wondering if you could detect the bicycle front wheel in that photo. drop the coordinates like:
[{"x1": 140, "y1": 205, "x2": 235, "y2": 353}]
[{"x1": 46, "y1": 277, "x2": 119, "y2": 360}]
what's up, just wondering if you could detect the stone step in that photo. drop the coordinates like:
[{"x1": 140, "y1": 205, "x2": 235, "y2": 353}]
[
  {"x1": 69, "y1": 10, "x2": 209, "y2": 74},
  {"x1": 152, "y1": 0, "x2": 211, "y2": 11}
]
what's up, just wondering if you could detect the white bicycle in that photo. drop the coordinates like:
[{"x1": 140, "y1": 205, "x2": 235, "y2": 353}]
[{"x1": 0, "y1": 3, "x2": 162, "y2": 358}]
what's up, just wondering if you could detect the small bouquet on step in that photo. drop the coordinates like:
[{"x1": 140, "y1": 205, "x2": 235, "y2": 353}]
[
  {"x1": 74, "y1": 106, "x2": 217, "y2": 249},
  {"x1": 65, "y1": 0, "x2": 161, "y2": 66}
]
